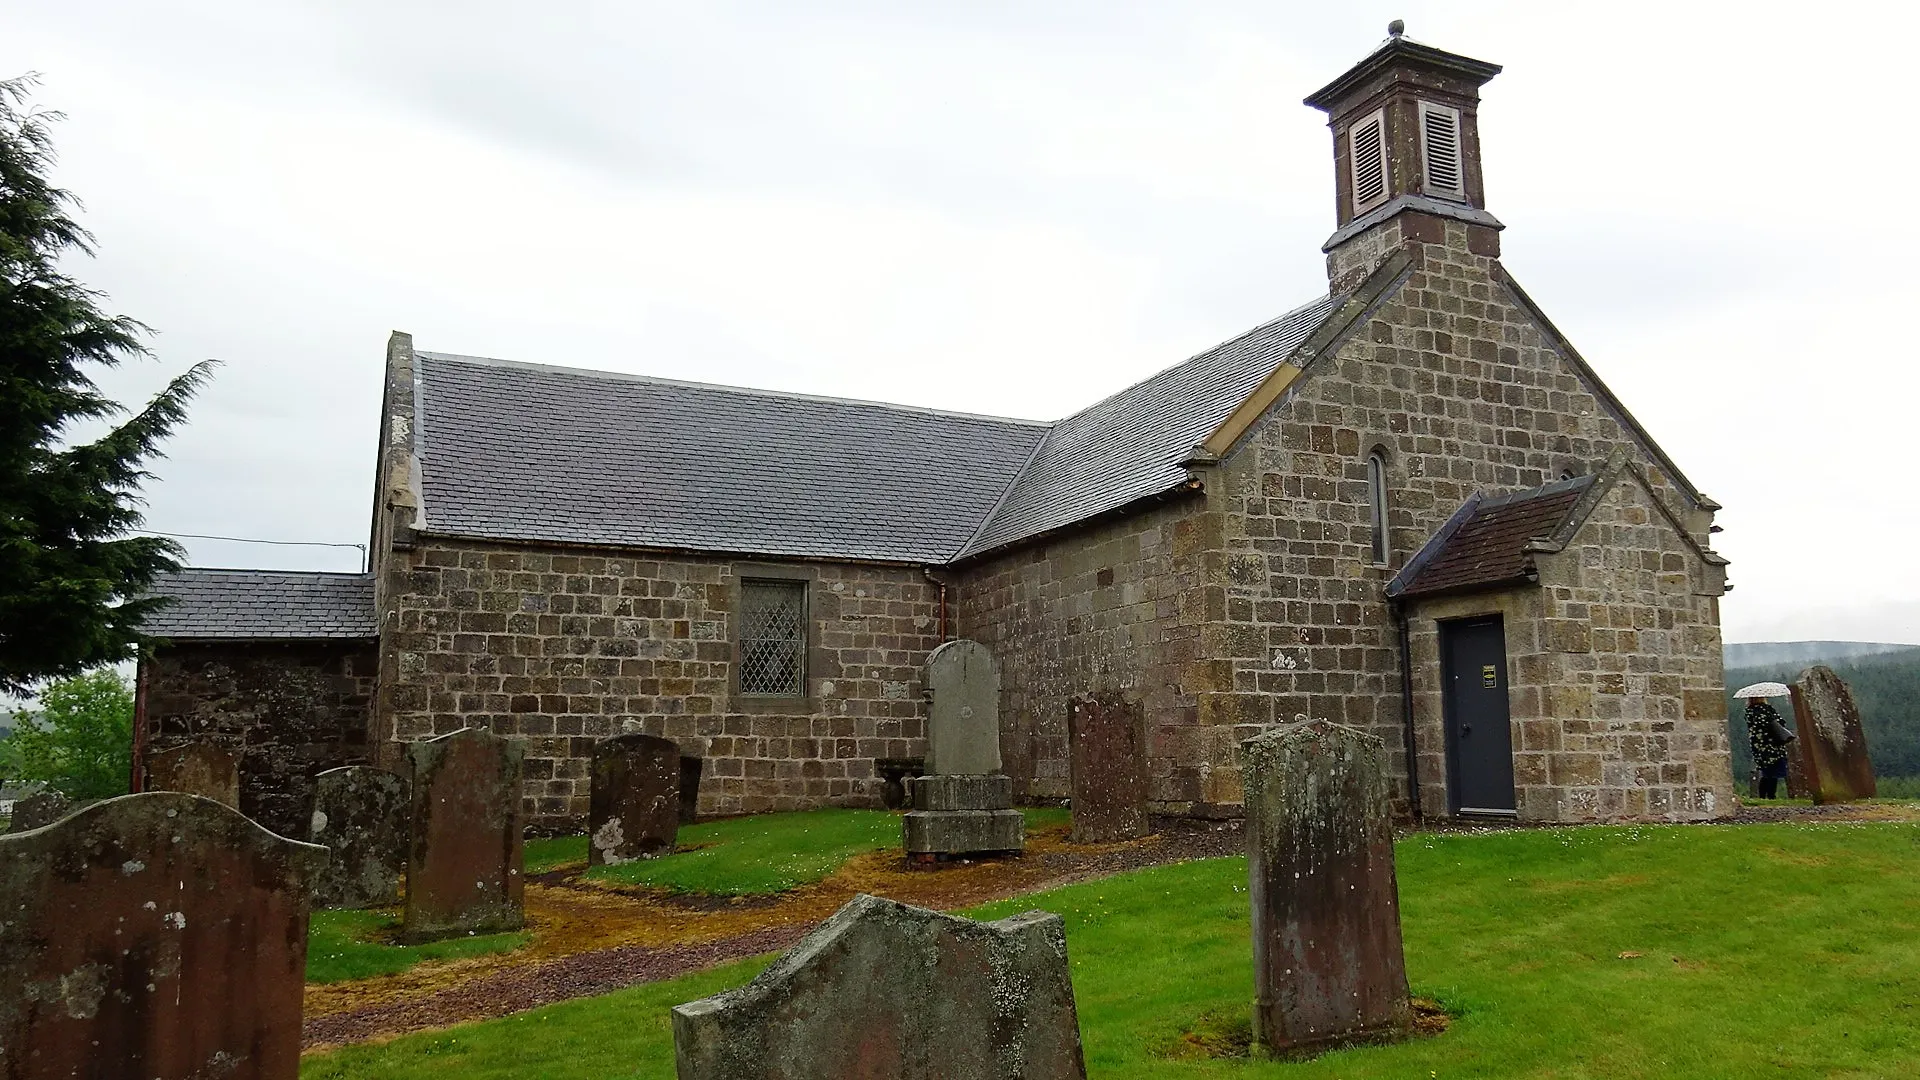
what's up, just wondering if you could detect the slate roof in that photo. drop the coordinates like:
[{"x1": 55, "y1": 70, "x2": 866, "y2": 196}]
[
  {"x1": 413, "y1": 354, "x2": 1049, "y2": 565},
  {"x1": 1391, "y1": 475, "x2": 1597, "y2": 599},
  {"x1": 957, "y1": 293, "x2": 1342, "y2": 558},
  {"x1": 139, "y1": 570, "x2": 378, "y2": 640}
]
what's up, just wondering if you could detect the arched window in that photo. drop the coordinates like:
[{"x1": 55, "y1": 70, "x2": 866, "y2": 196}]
[{"x1": 1367, "y1": 449, "x2": 1390, "y2": 566}]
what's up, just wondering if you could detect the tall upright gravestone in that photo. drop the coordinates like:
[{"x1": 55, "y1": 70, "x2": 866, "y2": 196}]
[
  {"x1": 309, "y1": 765, "x2": 410, "y2": 908},
  {"x1": 0, "y1": 792, "x2": 327, "y2": 1079},
  {"x1": 1241, "y1": 718, "x2": 1412, "y2": 1059},
  {"x1": 590, "y1": 733, "x2": 681, "y2": 865},
  {"x1": 1790, "y1": 665, "x2": 1876, "y2": 803},
  {"x1": 403, "y1": 728, "x2": 525, "y2": 941},
  {"x1": 4, "y1": 789, "x2": 74, "y2": 834},
  {"x1": 904, "y1": 639, "x2": 1023, "y2": 857},
  {"x1": 147, "y1": 741, "x2": 241, "y2": 809},
  {"x1": 673, "y1": 893, "x2": 1088, "y2": 1080},
  {"x1": 1067, "y1": 693, "x2": 1149, "y2": 843}
]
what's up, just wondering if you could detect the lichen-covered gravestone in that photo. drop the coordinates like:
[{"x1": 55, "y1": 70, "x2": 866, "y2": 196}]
[
  {"x1": 673, "y1": 893, "x2": 1088, "y2": 1079},
  {"x1": 904, "y1": 639, "x2": 1023, "y2": 857},
  {"x1": 589, "y1": 733, "x2": 681, "y2": 865},
  {"x1": 4, "y1": 790, "x2": 74, "y2": 834},
  {"x1": 1067, "y1": 693, "x2": 1149, "y2": 843},
  {"x1": 1241, "y1": 718, "x2": 1412, "y2": 1059},
  {"x1": 0, "y1": 791, "x2": 326, "y2": 1078},
  {"x1": 1790, "y1": 665, "x2": 1877, "y2": 803},
  {"x1": 402, "y1": 727, "x2": 525, "y2": 941},
  {"x1": 309, "y1": 765, "x2": 410, "y2": 908},
  {"x1": 147, "y1": 741, "x2": 241, "y2": 809}
]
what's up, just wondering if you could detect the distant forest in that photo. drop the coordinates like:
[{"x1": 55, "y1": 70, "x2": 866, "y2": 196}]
[{"x1": 1725, "y1": 647, "x2": 1920, "y2": 784}]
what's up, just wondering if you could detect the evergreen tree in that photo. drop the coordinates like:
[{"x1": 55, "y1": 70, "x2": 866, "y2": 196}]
[{"x1": 0, "y1": 74, "x2": 215, "y2": 694}]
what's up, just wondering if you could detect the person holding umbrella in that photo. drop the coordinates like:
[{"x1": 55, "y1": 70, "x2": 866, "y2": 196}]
[{"x1": 1737, "y1": 682, "x2": 1796, "y2": 799}]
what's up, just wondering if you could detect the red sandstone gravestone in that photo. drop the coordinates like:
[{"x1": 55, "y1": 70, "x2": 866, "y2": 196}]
[
  {"x1": 147, "y1": 741, "x2": 241, "y2": 809},
  {"x1": 1241, "y1": 718, "x2": 1413, "y2": 1059},
  {"x1": 402, "y1": 727, "x2": 525, "y2": 941},
  {"x1": 1790, "y1": 665, "x2": 1876, "y2": 804},
  {"x1": 1067, "y1": 693, "x2": 1149, "y2": 843},
  {"x1": 589, "y1": 733, "x2": 681, "y2": 865},
  {"x1": 0, "y1": 791, "x2": 327, "y2": 1079},
  {"x1": 310, "y1": 765, "x2": 410, "y2": 909},
  {"x1": 672, "y1": 893, "x2": 1088, "y2": 1079}
]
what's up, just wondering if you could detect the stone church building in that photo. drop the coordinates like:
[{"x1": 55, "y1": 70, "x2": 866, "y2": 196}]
[{"x1": 138, "y1": 31, "x2": 1734, "y2": 838}]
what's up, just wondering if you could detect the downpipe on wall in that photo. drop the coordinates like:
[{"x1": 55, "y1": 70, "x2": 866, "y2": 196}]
[{"x1": 1393, "y1": 599, "x2": 1421, "y2": 821}]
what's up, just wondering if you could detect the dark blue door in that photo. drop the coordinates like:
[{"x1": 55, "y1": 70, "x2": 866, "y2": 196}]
[{"x1": 1441, "y1": 616, "x2": 1516, "y2": 814}]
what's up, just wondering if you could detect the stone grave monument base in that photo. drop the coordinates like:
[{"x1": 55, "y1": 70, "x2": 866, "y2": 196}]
[{"x1": 903, "y1": 774, "x2": 1023, "y2": 859}]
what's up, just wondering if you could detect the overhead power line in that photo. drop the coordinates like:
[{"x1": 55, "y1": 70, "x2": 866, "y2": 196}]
[{"x1": 135, "y1": 530, "x2": 369, "y2": 571}]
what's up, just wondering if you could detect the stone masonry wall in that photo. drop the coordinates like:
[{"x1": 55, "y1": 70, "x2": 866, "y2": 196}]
[
  {"x1": 1407, "y1": 478, "x2": 1730, "y2": 822},
  {"x1": 141, "y1": 641, "x2": 377, "y2": 838},
  {"x1": 1196, "y1": 213, "x2": 1725, "y2": 817},
  {"x1": 376, "y1": 538, "x2": 941, "y2": 829},
  {"x1": 952, "y1": 500, "x2": 1217, "y2": 813}
]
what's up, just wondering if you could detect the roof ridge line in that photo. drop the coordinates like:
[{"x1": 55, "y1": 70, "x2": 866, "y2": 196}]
[
  {"x1": 1042, "y1": 292, "x2": 1339, "y2": 428},
  {"x1": 164, "y1": 567, "x2": 375, "y2": 578},
  {"x1": 414, "y1": 351, "x2": 1053, "y2": 428}
]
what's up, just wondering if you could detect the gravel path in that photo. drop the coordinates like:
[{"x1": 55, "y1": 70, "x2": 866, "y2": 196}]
[{"x1": 302, "y1": 819, "x2": 1244, "y2": 1051}]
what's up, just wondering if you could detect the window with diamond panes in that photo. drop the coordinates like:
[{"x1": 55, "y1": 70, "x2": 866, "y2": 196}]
[{"x1": 739, "y1": 579, "x2": 807, "y2": 696}]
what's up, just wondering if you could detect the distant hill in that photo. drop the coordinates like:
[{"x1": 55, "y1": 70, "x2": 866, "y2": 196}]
[
  {"x1": 1725, "y1": 647, "x2": 1920, "y2": 783},
  {"x1": 1724, "y1": 641, "x2": 1916, "y2": 669}
]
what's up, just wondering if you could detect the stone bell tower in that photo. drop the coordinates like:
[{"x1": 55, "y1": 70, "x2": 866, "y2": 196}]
[{"x1": 1306, "y1": 22, "x2": 1505, "y2": 288}]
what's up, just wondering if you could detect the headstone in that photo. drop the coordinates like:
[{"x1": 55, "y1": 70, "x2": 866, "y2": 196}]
[
  {"x1": 589, "y1": 733, "x2": 681, "y2": 865},
  {"x1": 875, "y1": 756, "x2": 925, "y2": 810},
  {"x1": 1241, "y1": 718, "x2": 1412, "y2": 1059},
  {"x1": 402, "y1": 727, "x2": 525, "y2": 941},
  {"x1": 1067, "y1": 693, "x2": 1149, "y2": 843},
  {"x1": 5, "y1": 789, "x2": 74, "y2": 833},
  {"x1": 309, "y1": 766, "x2": 410, "y2": 909},
  {"x1": 905, "y1": 640, "x2": 1023, "y2": 857},
  {"x1": 1790, "y1": 666, "x2": 1877, "y2": 803},
  {"x1": 147, "y1": 741, "x2": 240, "y2": 809},
  {"x1": 0, "y1": 792, "x2": 326, "y2": 1078},
  {"x1": 673, "y1": 893, "x2": 1088, "y2": 1080},
  {"x1": 678, "y1": 755, "x2": 704, "y2": 824},
  {"x1": 924, "y1": 639, "x2": 1002, "y2": 775}
]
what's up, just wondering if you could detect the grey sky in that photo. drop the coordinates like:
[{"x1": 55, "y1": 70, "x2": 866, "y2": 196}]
[{"x1": 8, "y1": 1, "x2": 1913, "y2": 646}]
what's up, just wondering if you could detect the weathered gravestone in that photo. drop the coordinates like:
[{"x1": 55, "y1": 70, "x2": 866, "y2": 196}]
[
  {"x1": 147, "y1": 741, "x2": 241, "y2": 809},
  {"x1": 309, "y1": 766, "x2": 410, "y2": 908},
  {"x1": 590, "y1": 733, "x2": 681, "y2": 865},
  {"x1": 679, "y1": 755, "x2": 704, "y2": 824},
  {"x1": 1790, "y1": 665, "x2": 1877, "y2": 803},
  {"x1": 1241, "y1": 718, "x2": 1412, "y2": 1059},
  {"x1": 4, "y1": 789, "x2": 74, "y2": 833},
  {"x1": 403, "y1": 727, "x2": 525, "y2": 941},
  {"x1": 673, "y1": 893, "x2": 1088, "y2": 1080},
  {"x1": 904, "y1": 639, "x2": 1023, "y2": 857},
  {"x1": 1067, "y1": 693, "x2": 1149, "y2": 843},
  {"x1": 0, "y1": 791, "x2": 327, "y2": 1079}
]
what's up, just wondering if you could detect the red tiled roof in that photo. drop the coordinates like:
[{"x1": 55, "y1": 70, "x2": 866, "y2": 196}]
[{"x1": 1397, "y1": 478, "x2": 1592, "y2": 598}]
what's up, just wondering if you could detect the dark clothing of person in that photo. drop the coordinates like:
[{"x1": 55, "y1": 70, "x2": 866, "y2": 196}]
[{"x1": 1747, "y1": 700, "x2": 1793, "y2": 798}]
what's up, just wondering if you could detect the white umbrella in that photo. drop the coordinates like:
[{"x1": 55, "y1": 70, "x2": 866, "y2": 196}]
[{"x1": 1733, "y1": 681, "x2": 1790, "y2": 699}]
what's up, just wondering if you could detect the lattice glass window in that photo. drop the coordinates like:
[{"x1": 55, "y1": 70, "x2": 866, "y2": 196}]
[{"x1": 739, "y1": 579, "x2": 807, "y2": 696}]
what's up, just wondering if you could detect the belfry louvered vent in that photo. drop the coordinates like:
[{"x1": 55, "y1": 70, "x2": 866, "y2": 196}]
[
  {"x1": 1421, "y1": 101, "x2": 1463, "y2": 196},
  {"x1": 1349, "y1": 110, "x2": 1387, "y2": 211}
]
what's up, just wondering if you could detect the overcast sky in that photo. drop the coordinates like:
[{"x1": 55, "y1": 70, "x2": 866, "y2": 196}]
[{"x1": 8, "y1": 1, "x2": 1914, "y2": 646}]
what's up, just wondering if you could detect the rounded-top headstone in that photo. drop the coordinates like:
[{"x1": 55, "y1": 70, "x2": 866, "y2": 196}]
[
  {"x1": 309, "y1": 765, "x2": 410, "y2": 909},
  {"x1": 0, "y1": 791, "x2": 327, "y2": 1077},
  {"x1": 925, "y1": 639, "x2": 1001, "y2": 776},
  {"x1": 589, "y1": 732, "x2": 681, "y2": 865}
]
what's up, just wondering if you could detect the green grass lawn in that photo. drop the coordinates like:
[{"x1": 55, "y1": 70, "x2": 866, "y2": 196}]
[
  {"x1": 304, "y1": 818, "x2": 1920, "y2": 1078},
  {"x1": 306, "y1": 909, "x2": 529, "y2": 984},
  {"x1": 528, "y1": 807, "x2": 1070, "y2": 895}
]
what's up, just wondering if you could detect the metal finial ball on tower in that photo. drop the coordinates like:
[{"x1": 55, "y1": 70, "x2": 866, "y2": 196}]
[{"x1": 1388, "y1": 19, "x2": 1406, "y2": 37}]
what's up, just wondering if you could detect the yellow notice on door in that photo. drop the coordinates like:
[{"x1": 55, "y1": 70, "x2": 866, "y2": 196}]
[{"x1": 1481, "y1": 664, "x2": 1497, "y2": 688}]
